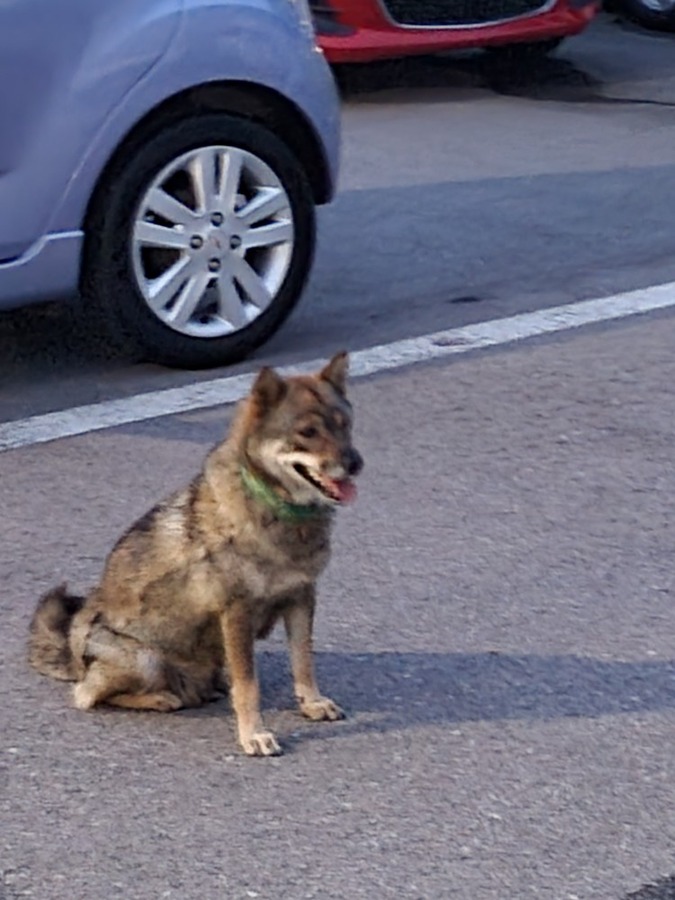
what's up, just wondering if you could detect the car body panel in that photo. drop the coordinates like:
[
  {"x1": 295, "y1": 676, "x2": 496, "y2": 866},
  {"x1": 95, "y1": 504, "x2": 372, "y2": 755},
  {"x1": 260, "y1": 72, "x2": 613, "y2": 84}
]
[
  {"x1": 315, "y1": 0, "x2": 598, "y2": 62},
  {"x1": 48, "y1": 4, "x2": 340, "y2": 235},
  {"x1": 0, "y1": 232, "x2": 83, "y2": 306},
  {"x1": 0, "y1": 0, "x2": 180, "y2": 263},
  {"x1": 0, "y1": 0, "x2": 340, "y2": 311}
]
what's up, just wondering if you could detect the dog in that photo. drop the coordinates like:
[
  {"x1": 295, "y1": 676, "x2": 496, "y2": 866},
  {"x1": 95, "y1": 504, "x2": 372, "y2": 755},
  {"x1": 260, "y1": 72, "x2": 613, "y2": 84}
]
[{"x1": 28, "y1": 352, "x2": 363, "y2": 757}]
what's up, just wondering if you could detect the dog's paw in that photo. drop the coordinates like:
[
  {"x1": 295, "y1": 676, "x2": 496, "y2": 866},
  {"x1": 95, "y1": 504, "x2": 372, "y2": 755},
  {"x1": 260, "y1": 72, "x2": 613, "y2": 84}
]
[
  {"x1": 300, "y1": 696, "x2": 345, "y2": 722},
  {"x1": 240, "y1": 730, "x2": 283, "y2": 757},
  {"x1": 145, "y1": 691, "x2": 184, "y2": 712},
  {"x1": 72, "y1": 683, "x2": 96, "y2": 710}
]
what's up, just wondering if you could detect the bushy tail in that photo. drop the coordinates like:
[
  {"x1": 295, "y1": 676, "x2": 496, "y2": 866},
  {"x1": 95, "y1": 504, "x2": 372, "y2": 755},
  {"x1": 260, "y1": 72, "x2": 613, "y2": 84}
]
[{"x1": 28, "y1": 584, "x2": 85, "y2": 681}]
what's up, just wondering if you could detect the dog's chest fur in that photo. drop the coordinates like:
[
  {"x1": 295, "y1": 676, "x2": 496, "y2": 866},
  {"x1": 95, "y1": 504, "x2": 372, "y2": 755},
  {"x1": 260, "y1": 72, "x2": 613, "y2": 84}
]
[{"x1": 214, "y1": 516, "x2": 331, "y2": 604}]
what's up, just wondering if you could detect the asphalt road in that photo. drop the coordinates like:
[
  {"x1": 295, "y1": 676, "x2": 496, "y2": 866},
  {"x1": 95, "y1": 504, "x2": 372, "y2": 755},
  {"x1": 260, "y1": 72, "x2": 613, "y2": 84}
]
[
  {"x1": 3, "y1": 13, "x2": 675, "y2": 900},
  {"x1": 1, "y1": 15, "x2": 675, "y2": 422},
  {"x1": 3, "y1": 312, "x2": 675, "y2": 899}
]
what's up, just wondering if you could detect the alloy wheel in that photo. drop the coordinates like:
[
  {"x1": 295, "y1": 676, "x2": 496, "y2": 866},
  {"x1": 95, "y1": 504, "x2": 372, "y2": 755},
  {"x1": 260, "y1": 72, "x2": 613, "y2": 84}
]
[{"x1": 131, "y1": 146, "x2": 294, "y2": 339}]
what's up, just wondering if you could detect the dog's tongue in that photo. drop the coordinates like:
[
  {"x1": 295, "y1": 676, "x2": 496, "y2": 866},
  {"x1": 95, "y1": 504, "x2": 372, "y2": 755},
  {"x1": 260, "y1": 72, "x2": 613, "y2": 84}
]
[{"x1": 333, "y1": 478, "x2": 357, "y2": 504}]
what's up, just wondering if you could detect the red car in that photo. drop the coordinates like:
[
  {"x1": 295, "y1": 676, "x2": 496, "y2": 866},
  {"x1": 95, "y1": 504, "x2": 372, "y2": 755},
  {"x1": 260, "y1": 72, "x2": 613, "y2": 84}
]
[{"x1": 310, "y1": 0, "x2": 599, "y2": 64}]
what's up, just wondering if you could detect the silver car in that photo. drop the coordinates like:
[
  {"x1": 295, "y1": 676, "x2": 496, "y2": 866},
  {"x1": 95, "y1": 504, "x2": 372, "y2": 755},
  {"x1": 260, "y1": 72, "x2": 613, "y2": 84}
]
[{"x1": 0, "y1": 0, "x2": 341, "y2": 368}]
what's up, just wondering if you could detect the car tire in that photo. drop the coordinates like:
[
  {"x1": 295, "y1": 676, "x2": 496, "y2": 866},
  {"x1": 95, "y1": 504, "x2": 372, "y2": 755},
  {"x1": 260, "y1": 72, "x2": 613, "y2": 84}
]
[
  {"x1": 485, "y1": 37, "x2": 563, "y2": 63},
  {"x1": 82, "y1": 114, "x2": 316, "y2": 370},
  {"x1": 615, "y1": 0, "x2": 675, "y2": 30}
]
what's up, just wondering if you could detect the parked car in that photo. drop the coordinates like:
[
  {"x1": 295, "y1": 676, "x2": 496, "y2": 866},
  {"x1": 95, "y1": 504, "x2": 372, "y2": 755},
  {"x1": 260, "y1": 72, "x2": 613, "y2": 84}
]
[
  {"x1": 0, "y1": 0, "x2": 340, "y2": 369},
  {"x1": 310, "y1": 0, "x2": 599, "y2": 63},
  {"x1": 609, "y1": 0, "x2": 675, "y2": 31}
]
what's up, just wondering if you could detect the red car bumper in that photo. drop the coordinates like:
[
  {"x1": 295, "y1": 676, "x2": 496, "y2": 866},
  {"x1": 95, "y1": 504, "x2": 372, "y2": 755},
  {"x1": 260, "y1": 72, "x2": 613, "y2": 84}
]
[{"x1": 315, "y1": 0, "x2": 598, "y2": 63}]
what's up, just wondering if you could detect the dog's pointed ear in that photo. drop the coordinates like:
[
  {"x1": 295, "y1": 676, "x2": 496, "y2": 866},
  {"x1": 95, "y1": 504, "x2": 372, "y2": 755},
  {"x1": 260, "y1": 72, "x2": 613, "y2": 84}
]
[
  {"x1": 251, "y1": 366, "x2": 287, "y2": 413},
  {"x1": 320, "y1": 351, "x2": 349, "y2": 396}
]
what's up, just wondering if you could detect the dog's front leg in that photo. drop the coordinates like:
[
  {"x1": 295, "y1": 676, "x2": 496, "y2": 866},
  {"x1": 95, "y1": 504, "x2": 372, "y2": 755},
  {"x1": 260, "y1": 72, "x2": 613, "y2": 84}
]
[
  {"x1": 221, "y1": 607, "x2": 281, "y2": 757},
  {"x1": 283, "y1": 588, "x2": 345, "y2": 722}
]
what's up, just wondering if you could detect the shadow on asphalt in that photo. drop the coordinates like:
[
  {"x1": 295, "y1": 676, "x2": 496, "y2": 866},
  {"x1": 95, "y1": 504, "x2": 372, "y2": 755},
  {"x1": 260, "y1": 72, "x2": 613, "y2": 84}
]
[
  {"x1": 624, "y1": 874, "x2": 675, "y2": 900},
  {"x1": 335, "y1": 48, "x2": 603, "y2": 104},
  {"x1": 0, "y1": 297, "x2": 129, "y2": 371},
  {"x1": 336, "y1": 37, "x2": 675, "y2": 106},
  {"x1": 176, "y1": 650, "x2": 675, "y2": 732}
]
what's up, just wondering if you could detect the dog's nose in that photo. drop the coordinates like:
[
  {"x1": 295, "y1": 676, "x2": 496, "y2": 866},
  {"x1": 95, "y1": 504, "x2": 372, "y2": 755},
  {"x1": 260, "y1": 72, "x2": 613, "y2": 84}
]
[{"x1": 345, "y1": 449, "x2": 363, "y2": 477}]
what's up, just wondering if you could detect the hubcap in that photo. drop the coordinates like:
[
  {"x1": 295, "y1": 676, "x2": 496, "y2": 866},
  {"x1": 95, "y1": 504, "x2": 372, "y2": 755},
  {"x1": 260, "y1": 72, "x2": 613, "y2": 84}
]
[
  {"x1": 640, "y1": 0, "x2": 675, "y2": 10},
  {"x1": 131, "y1": 146, "x2": 294, "y2": 339}
]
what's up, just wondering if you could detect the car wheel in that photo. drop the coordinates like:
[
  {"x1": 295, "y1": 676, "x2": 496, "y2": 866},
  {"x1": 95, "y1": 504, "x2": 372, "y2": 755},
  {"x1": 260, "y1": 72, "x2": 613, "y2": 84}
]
[
  {"x1": 82, "y1": 114, "x2": 315, "y2": 369},
  {"x1": 615, "y1": 0, "x2": 675, "y2": 30},
  {"x1": 485, "y1": 38, "x2": 563, "y2": 63}
]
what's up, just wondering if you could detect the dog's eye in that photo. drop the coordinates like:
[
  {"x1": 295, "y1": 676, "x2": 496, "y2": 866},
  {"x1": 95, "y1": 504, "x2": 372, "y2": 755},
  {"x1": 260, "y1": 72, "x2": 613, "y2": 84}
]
[{"x1": 298, "y1": 425, "x2": 318, "y2": 439}]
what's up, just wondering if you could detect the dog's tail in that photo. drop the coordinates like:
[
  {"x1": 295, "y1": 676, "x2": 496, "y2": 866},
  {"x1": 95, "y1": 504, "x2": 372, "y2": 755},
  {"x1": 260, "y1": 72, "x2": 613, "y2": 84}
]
[{"x1": 28, "y1": 584, "x2": 85, "y2": 681}]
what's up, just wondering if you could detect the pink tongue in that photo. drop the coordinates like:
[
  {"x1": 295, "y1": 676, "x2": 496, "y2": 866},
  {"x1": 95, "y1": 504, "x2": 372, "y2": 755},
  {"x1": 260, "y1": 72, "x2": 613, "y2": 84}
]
[{"x1": 334, "y1": 479, "x2": 357, "y2": 504}]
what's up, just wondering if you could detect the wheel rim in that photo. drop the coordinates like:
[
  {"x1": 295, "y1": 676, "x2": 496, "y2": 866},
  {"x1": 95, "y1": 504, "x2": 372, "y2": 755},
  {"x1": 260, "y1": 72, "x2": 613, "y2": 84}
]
[
  {"x1": 131, "y1": 145, "x2": 294, "y2": 339},
  {"x1": 639, "y1": 0, "x2": 675, "y2": 11}
]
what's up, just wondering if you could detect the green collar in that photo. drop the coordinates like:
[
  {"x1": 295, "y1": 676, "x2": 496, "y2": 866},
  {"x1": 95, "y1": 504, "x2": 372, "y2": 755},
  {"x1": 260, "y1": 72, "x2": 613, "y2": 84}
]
[{"x1": 240, "y1": 466, "x2": 328, "y2": 523}]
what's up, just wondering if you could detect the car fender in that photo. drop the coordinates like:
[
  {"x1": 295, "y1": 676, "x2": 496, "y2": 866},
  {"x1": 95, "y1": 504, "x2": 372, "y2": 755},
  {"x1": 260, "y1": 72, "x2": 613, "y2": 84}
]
[{"x1": 49, "y1": 1, "x2": 340, "y2": 235}]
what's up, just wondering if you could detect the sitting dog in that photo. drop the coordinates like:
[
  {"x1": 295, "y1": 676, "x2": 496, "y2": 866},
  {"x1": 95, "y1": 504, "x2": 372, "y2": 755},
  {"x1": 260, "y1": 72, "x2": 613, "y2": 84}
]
[{"x1": 28, "y1": 353, "x2": 363, "y2": 756}]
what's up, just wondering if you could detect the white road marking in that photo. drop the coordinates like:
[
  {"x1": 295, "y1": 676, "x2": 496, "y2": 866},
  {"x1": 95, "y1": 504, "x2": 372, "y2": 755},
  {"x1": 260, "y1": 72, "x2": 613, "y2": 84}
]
[{"x1": 1, "y1": 281, "x2": 674, "y2": 453}]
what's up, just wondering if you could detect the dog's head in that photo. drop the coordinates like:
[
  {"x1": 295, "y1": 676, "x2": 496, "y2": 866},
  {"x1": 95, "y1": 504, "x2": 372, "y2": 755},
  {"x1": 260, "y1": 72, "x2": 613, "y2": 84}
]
[{"x1": 240, "y1": 352, "x2": 363, "y2": 508}]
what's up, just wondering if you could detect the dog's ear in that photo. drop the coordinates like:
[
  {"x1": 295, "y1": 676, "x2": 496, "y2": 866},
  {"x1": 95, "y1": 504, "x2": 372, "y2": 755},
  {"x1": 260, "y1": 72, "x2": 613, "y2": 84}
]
[
  {"x1": 251, "y1": 366, "x2": 287, "y2": 413},
  {"x1": 320, "y1": 351, "x2": 349, "y2": 396}
]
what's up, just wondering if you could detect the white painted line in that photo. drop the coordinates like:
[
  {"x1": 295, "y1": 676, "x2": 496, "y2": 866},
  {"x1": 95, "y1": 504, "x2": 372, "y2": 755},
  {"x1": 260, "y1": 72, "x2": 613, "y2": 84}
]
[{"x1": 1, "y1": 281, "x2": 674, "y2": 453}]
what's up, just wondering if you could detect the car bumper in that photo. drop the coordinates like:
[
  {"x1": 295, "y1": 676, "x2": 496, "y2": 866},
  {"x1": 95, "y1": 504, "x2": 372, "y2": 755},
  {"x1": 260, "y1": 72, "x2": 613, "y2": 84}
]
[{"x1": 318, "y1": 2, "x2": 598, "y2": 63}]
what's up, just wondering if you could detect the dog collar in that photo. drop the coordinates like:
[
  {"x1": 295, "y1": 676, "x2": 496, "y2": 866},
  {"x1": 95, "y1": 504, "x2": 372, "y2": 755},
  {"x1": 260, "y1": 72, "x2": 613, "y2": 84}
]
[{"x1": 240, "y1": 466, "x2": 329, "y2": 523}]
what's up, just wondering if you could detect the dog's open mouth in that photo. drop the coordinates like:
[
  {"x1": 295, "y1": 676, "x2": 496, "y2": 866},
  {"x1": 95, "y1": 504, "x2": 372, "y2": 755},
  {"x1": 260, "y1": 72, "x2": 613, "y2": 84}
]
[{"x1": 293, "y1": 464, "x2": 357, "y2": 504}]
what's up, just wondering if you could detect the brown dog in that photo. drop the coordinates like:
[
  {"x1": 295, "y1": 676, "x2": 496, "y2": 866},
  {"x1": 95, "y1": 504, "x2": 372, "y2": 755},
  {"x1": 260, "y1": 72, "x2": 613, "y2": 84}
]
[{"x1": 28, "y1": 353, "x2": 363, "y2": 756}]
